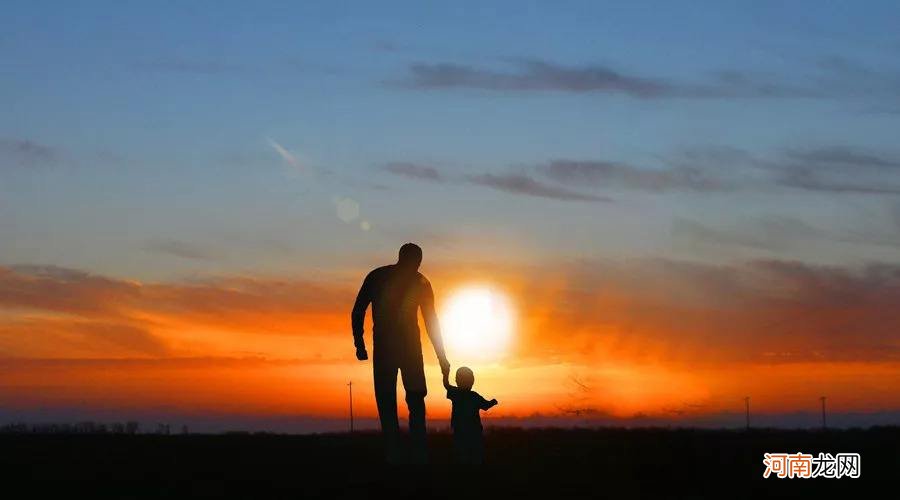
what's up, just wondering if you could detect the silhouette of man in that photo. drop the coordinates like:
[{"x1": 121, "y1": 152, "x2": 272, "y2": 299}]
[{"x1": 351, "y1": 243, "x2": 450, "y2": 463}]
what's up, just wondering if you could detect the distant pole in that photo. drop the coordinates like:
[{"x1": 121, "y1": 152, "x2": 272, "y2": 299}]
[
  {"x1": 348, "y1": 381, "x2": 354, "y2": 433},
  {"x1": 744, "y1": 396, "x2": 750, "y2": 430},
  {"x1": 820, "y1": 396, "x2": 827, "y2": 429}
]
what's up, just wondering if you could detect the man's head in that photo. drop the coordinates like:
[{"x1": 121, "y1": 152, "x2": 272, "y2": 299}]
[
  {"x1": 455, "y1": 366, "x2": 475, "y2": 391},
  {"x1": 397, "y1": 243, "x2": 422, "y2": 271}
]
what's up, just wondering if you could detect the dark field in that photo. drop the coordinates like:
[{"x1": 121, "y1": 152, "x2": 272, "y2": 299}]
[{"x1": 4, "y1": 427, "x2": 897, "y2": 498}]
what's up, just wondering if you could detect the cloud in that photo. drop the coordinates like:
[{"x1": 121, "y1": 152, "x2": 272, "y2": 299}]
[
  {"x1": 813, "y1": 55, "x2": 900, "y2": 98},
  {"x1": 614, "y1": 145, "x2": 900, "y2": 196},
  {"x1": 5, "y1": 258, "x2": 898, "y2": 368},
  {"x1": 675, "y1": 145, "x2": 768, "y2": 169},
  {"x1": 520, "y1": 258, "x2": 900, "y2": 366},
  {"x1": 69, "y1": 322, "x2": 169, "y2": 355},
  {"x1": 393, "y1": 54, "x2": 900, "y2": 102},
  {"x1": 380, "y1": 161, "x2": 610, "y2": 202},
  {"x1": 467, "y1": 172, "x2": 613, "y2": 202},
  {"x1": 0, "y1": 356, "x2": 345, "y2": 370},
  {"x1": 380, "y1": 148, "x2": 737, "y2": 198},
  {"x1": 398, "y1": 59, "x2": 673, "y2": 97},
  {"x1": 776, "y1": 165, "x2": 900, "y2": 195},
  {"x1": 679, "y1": 144, "x2": 900, "y2": 196},
  {"x1": 394, "y1": 59, "x2": 815, "y2": 99},
  {"x1": 785, "y1": 146, "x2": 900, "y2": 169},
  {"x1": 0, "y1": 317, "x2": 169, "y2": 358},
  {"x1": 540, "y1": 160, "x2": 728, "y2": 192},
  {"x1": 144, "y1": 238, "x2": 218, "y2": 261},
  {"x1": 0, "y1": 138, "x2": 58, "y2": 168},
  {"x1": 0, "y1": 265, "x2": 352, "y2": 342},
  {"x1": 381, "y1": 144, "x2": 900, "y2": 199},
  {"x1": 2, "y1": 265, "x2": 140, "y2": 318},
  {"x1": 701, "y1": 70, "x2": 815, "y2": 98},
  {"x1": 383, "y1": 162, "x2": 443, "y2": 182},
  {"x1": 1, "y1": 260, "x2": 899, "y2": 421},
  {"x1": 0, "y1": 267, "x2": 167, "y2": 357},
  {"x1": 10, "y1": 251, "x2": 895, "y2": 369}
]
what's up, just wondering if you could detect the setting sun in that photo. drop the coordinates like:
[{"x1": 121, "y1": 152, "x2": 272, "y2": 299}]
[{"x1": 440, "y1": 286, "x2": 515, "y2": 361}]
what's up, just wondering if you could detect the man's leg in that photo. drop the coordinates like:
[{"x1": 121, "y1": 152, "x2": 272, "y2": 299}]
[
  {"x1": 373, "y1": 360, "x2": 401, "y2": 463},
  {"x1": 400, "y1": 357, "x2": 428, "y2": 463}
]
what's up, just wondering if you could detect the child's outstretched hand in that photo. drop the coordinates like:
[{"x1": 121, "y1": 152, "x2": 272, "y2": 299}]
[{"x1": 490, "y1": 399, "x2": 498, "y2": 406}]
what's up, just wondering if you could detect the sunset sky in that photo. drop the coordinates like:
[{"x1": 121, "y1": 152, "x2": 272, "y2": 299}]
[{"x1": 2, "y1": 1, "x2": 900, "y2": 431}]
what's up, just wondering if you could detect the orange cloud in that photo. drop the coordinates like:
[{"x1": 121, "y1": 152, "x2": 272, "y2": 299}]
[{"x1": 1, "y1": 259, "x2": 899, "y2": 424}]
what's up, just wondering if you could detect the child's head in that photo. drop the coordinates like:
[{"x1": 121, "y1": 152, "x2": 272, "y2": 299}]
[{"x1": 455, "y1": 366, "x2": 475, "y2": 390}]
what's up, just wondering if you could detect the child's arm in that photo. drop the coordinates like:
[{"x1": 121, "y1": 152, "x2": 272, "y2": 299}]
[
  {"x1": 478, "y1": 395, "x2": 498, "y2": 411},
  {"x1": 442, "y1": 371, "x2": 452, "y2": 391}
]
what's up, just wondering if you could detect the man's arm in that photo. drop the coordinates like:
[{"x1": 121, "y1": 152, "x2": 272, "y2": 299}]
[
  {"x1": 420, "y1": 278, "x2": 450, "y2": 375},
  {"x1": 350, "y1": 272, "x2": 373, "y2": 360}
]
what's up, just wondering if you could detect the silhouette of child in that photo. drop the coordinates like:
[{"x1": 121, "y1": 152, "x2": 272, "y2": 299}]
[{"x1": 443, "y1": 366, "x2": 498, "y2": 464}]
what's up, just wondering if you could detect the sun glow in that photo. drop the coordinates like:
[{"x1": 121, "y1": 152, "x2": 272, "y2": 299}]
[{"x1": 440, "y1": 286, "x2": 514, "y2": 361}]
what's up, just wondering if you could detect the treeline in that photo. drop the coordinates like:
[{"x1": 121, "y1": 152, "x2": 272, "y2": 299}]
[{"x1": 0, "y1": 421, "x2": 189, "y2": 435}]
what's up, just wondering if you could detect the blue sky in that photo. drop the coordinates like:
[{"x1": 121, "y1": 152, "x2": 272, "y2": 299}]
[{"x1": 3, "y1": 1, "x2": 900, "y2": 280}]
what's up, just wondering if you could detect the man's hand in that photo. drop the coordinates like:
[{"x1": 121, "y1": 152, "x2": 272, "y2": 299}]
[
  {"x1": 439, "y1": 357, "x2": 450, "y2": 377},
  {"x1": 356, "y1": 347, "x2": 368, "y2": 361}
]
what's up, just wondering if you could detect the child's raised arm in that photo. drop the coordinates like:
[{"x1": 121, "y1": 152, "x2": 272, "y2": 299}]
[{"x1": 442, "y1": 370, "x2": 452, "y2": 391}]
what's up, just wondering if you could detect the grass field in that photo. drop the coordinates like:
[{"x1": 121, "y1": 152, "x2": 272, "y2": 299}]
[{"x1": 4, "y1": 427, "x2": 896, "y2": 498}]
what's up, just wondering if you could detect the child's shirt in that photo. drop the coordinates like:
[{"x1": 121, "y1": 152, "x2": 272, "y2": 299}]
[{"x1": 446, "y1": 386, "x2": 493, "y2": 433}]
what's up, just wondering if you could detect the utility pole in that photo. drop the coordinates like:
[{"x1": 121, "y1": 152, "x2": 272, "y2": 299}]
[
  {"x1": 348, "y1": 381, "x2": 354, "y2": 433},
  {"x1": 744, "y1": 396, "x2": 750, "y2": 430},
  {"x1": 820, "y1": 396, "x2": 827, "y2": 430}
]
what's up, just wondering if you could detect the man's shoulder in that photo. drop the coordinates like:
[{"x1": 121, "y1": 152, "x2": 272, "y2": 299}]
[
  {"x1": 367, "y1": 265, "x2": 393, "y2": 279},
  {"x1": 416, "y1": 272, "x2": 431, "y2": 287}
]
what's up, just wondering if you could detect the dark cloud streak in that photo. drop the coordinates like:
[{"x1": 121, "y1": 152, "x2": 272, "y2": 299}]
[
  {"x1": 467, "y1": 172, "x2": 613, "y2": 202},
  {"x1": 395, "y1": 59, "x2": 816, "y2": 99},
  {"x1": 383, "y1": 162, "x2": 443, "y2": 182},
  {"x1": 0, "y1": 138, "x2": 58, "y2": 168},
  {"x1": 785, "y1": 146, "x2": 900, "y2": 169},
  {"x1": 380, "y1": 144, "x2": 900, "y2": 201},
  {"x1": 541, "y1": 160, "x2": 728, "y2": 192},
  {"x1": 381, "y1": 162, "x2": 612, "y2": 202},
  {"x1": 776, "y1": 165, "x2": 900, "y2": 195},
  {"x1": 400, "y1": 59, "x2": 672, "y2": 97}
]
